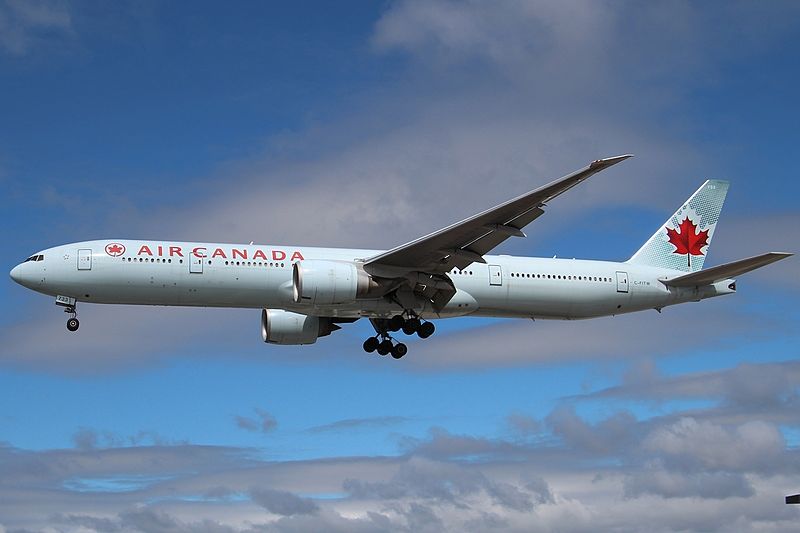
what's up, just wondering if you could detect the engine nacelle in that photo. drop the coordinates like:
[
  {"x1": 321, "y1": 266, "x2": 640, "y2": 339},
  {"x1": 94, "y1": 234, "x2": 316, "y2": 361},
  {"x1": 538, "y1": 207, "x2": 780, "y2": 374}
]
[
  {"x1": 292, "y1": 260, "x2": 377, "y2": 306},
  {"x1": 261, "y1": 309, "x2": 337, "y2": 345}
]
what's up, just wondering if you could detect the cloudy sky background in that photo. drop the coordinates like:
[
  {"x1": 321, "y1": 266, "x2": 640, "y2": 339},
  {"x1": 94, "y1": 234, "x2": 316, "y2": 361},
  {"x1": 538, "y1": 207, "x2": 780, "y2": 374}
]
[{"x1": 1, "y1": 1, "x2": 799, "y2": 531}]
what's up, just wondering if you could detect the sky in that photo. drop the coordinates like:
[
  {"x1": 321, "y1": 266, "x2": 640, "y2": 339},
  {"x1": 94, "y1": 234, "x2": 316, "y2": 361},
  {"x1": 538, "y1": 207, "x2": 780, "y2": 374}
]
[{"x1": 1, "y1": 0, "x2": 800, "y2": 531}]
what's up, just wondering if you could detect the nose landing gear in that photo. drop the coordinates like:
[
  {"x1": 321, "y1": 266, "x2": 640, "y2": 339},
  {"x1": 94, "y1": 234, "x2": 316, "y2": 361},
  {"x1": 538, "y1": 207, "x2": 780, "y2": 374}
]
[
  {"x1": 365, "y1": 314, "x2": 435, "y2": 359},
  {"x1": 55, "y1": 295, "x2": 79, "y2": 332}
]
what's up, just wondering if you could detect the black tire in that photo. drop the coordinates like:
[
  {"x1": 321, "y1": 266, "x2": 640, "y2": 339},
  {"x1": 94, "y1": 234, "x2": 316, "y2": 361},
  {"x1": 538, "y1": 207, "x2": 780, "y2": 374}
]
[
  {"x1": 66, "y1": 318, "x2": 80, "y2": 332},
  {"x1": 389, "y1": 315, "x2": 404, "y2": 332},
  {"x1": 418, "y1": 321, "x2": 435, "y2": 339},
  {"x1": 391, "y1": 342, "x2": 408, "y2": 359},
  {"x1": 402, "y1": 317, "x2": 420, "y2": 335},
  {"x1": 363, "y1": 337, "x2": 379, "y2": 353},
  {"x1": 377, "y1": 339, "x2": 393, "y2": 356}
]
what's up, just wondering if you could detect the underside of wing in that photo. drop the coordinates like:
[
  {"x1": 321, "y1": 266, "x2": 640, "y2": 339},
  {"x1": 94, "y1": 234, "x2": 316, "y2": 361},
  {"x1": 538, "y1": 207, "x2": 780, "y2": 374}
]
[{"x1": 364, "y1": 154, "x2": 632, "y2": 277}]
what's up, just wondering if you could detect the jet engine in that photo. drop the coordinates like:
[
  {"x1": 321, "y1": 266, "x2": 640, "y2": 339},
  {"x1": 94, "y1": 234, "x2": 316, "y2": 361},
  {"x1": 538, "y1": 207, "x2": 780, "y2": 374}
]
[
  {"x1": 292, "y1": 260, "x2": 379, "y2": 306},
  {"x1": 261, "y1": 309, "x2": 338, "y2": 345}
]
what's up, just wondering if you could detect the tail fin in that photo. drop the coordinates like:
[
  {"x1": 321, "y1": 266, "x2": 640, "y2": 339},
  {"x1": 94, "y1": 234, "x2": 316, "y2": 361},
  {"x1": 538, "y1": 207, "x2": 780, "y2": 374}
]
[{"x1": 627, "y1": 180, "x2": 729, "y2": 272}]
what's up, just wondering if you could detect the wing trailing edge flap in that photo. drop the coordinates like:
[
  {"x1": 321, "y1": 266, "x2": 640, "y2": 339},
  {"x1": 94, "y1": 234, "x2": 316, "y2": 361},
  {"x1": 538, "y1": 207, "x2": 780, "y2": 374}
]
[{"x1": 661, "y1": 252, "x2": 792, "y2": 287}]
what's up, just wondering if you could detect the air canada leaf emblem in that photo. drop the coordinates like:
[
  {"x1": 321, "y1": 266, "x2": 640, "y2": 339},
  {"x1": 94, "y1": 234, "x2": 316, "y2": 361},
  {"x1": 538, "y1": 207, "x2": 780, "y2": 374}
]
[
  {"x1": 666, "y1": 217, "x2": 708, "y2": 268},
  {"x1": 105, "y1": 243, "x2": 126, "y2": 257}
]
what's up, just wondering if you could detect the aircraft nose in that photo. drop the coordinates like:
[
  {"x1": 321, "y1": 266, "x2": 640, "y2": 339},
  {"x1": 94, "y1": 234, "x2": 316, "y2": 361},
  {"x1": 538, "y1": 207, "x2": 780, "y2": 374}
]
[
  {"x1": 9, "y1": 263, "x2": 36, "y2": 288},
  {"x1": 10, "y1": 263, "x2": 23, "y2": 285}
]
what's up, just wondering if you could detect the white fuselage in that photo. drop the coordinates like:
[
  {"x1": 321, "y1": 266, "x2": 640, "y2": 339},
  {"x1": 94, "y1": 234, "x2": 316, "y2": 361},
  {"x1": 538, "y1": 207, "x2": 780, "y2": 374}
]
[{"x1": 10, "y1": 239, "x2": 734, "y2": 320}]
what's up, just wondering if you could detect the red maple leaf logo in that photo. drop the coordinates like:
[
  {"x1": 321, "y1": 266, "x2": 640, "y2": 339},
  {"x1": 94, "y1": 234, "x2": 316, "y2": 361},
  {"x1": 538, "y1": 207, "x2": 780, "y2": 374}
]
[
  {"x1": 105, "y1": 243, "x2": 125, "y2": 257},
  {"x1": 666, "y1": 217, "x2": 709, "y2": 256}
]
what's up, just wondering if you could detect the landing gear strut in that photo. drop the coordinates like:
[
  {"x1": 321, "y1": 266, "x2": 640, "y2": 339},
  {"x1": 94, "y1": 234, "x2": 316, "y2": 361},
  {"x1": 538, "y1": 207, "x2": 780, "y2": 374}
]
[{"x1": 365, "y1": 313, "x2": 436, "y2": 359}]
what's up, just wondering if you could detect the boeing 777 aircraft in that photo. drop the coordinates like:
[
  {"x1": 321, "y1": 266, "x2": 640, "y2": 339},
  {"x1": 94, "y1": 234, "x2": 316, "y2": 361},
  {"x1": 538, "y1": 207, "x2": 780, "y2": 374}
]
[{"x1": 9, "y1": 155, "x2": 791, "y2": 359}]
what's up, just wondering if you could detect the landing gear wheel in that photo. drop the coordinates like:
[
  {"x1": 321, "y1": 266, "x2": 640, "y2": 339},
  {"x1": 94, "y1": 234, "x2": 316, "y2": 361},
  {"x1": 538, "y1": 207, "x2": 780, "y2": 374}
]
[
  {"x1": 417, "y1": 321, "x2": 435, "y2": 339},
  {"x1": 66, "y1": 317, "x2": 80, "y2": 332},
  {"x1": 402, "y1": 317, "x2": 421, "y2": 335},
  {"x1": 363, "y1": 337, "x2": 379, "y2": 353},
  {"x1": 389, "y1": 315, "x2": 405, "y2": 332},
  {"x1": 377, "y1": 339, "x2": 393, "y2": 356},
  {"x1": 391, "y1": 342, "x2": 408, "y2": 359}
]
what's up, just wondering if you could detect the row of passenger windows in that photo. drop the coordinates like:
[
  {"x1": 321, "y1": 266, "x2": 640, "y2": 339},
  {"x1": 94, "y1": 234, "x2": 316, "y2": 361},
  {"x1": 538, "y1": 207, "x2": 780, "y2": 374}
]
[
  {"x1": 224, "y1": 260, "x2": 286, "y2": 268},
  {"x1": 511, "y1": 272, "x2": 613, "y2": 282},
  {"x1": 23, "y1": 255, "x2": 44, "y2": 262},
  {"x1": 123, "y1": 257, "x2": 180, "y2": 264},
  {"x1": 451, "y1": 269, "x2": 474, "y2": 275},
  {"x1": 119, "y1": 257, "x2": 287, "y2": 268}
]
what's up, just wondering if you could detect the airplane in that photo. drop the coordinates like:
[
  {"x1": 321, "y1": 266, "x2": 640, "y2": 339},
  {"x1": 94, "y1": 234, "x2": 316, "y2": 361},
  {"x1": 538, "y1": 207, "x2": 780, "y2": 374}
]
[{"x1": 9, "y1": 155, "x2": 792, "y2": 359}]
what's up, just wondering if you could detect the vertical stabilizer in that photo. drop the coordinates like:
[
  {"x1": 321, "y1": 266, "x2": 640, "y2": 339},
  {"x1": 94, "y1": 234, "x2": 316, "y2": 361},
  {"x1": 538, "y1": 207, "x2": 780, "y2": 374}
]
[{"x1": 627, "y1": 180, "x2": 729, "y2": 272}]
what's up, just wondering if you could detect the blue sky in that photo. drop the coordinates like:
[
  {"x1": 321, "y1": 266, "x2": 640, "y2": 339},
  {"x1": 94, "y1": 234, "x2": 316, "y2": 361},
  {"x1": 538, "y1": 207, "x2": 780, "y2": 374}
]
[{"x1": 2, "y1": 1, "x2": 800, "y2": 531}]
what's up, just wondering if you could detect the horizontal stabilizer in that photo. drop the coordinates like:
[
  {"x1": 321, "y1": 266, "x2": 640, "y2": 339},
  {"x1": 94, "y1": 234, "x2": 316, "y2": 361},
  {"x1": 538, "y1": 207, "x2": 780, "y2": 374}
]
[{"x1": 662, "y1": 252, "x2": 792, "y2": 287}]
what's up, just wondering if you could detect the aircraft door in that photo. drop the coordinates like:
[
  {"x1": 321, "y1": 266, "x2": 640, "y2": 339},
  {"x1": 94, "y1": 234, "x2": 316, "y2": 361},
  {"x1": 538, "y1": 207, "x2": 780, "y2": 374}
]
[
  {"x1": 616, "y1": 271, "x2": 629, "y2": 293},
  {"x1": 189, "y1": 253, "x2": 203, "y2": 274},
  {"x1": 77, "y1": 249, "x2": 92, "y2": 270},
  {"x1": 488, "y1": 264, "x2": 503, "y2": 286}
]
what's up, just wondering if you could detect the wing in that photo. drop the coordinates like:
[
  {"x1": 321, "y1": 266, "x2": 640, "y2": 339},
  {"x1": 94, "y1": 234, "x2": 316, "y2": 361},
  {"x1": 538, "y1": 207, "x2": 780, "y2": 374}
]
[{"x1": 364, "y1": 155, "x2": 632, "y2": 277}]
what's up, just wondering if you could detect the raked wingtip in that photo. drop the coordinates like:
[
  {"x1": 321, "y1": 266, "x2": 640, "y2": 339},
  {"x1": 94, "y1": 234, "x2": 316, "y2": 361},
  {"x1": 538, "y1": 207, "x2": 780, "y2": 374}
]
[{"x1": 590, "y1": 154, "x2": 633, "y2": 169}]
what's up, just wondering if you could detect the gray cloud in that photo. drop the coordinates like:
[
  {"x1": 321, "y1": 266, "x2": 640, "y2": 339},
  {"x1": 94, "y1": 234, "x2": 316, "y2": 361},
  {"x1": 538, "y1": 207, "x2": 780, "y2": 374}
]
[
  {"x1": 0, "y1": 0, "x2": 73, "y2": 55},
  {"x1": 576, "y1": 359, "x2": 800, "y2": 426},
  {"x1": 72, "y1": 427, "x2": 98, "y2": 451},
  {"x1": 624, "y1": 468, "x2": 755, "y2": 500},
  {"x1": 546, "y1": 405, "x2": 638, "y2": 456},
  {"x1": 235, "y1": 408, "x2": 278, "y2": 434},
  {"x1": 506, "y1": 413, "x2": 541, "y2": 436},
  {"x1": 642, "y1": 418, "x2": 786, "y2": 473},
  {"x1": 249, "y1": 487, "x2": 318, "y2": 516},
  {"x1": 307, "y1": 416, "x2": 409, "y2": 434}
]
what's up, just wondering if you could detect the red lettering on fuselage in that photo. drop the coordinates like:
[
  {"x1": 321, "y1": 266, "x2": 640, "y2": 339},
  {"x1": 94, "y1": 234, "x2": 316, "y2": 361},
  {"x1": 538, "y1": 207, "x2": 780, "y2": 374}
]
[{"x1": 137, "y1": 244, "x2": 304, "y2": 261}]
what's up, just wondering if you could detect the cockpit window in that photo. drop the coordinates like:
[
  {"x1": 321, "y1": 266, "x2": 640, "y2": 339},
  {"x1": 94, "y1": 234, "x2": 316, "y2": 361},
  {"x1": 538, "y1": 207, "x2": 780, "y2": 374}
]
[
  {"x1": 22, "y1": 255, "x2": 44, "y2": 262},
  {"x1": 36, "y1": 255, "x2": 44, "y2": 261}
]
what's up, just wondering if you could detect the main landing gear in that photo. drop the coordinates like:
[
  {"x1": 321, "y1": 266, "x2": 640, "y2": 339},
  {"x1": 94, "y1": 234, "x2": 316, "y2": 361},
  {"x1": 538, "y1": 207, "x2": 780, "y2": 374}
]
[
  {"x1": 364, "y1": 314, "x2": 435, "y2": 359},
  {"x1": 55, "y1": 295, "x2": 79, "y2": 332}
]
